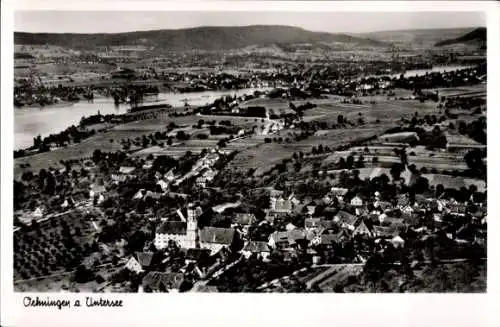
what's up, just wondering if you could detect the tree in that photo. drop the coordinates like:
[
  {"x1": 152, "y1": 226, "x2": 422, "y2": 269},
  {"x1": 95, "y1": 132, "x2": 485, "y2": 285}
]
[
  {"x1": 217, "y1": 139, "x2": 227, "y2": 148},
  {"x1": 345, "y1": 155, "x2": 354, "y2": 169},
  {"x1": 413, "y1": 176, "x2": 430, "y2": 194},
  {"x1": 390, "y1": 163, "x2": 404, "y2": 181},
  {"x1": 92, "y1": 149, "x2": 103, "y2": 164},
  {"x1": 435, "y1": 184, "x2": 445, "y2": 198},
  {"x1": 464, "y1": 149, "x2": 486, "y2": 178},
  {"x1": 72, "y1": 265, "x2": 94, "y2": 283},
  {"x1": 338, "y1": 157, "x2": 346, "y2": 169},
  {"x1": 125, "y1": 231, "x2": 147, "y2": 254},
  {"x1": 337, "y1": 115, "x2": 344, "y2": 125},
  {"x1": 356, "y1": 155, "x2": 365, "y2": 168}
]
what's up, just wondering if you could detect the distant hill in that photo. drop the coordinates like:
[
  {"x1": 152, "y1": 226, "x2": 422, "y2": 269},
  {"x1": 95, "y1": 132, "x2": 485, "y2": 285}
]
[
  {"x1": 357, "y1": 27, "x2": 479, "y2": 48},
  {"x1": 435, "y1": 27, "x2": 486, "y2": 47},
  {"x1": 14, "y1": 25, "x2": 388, "y2": 51}
]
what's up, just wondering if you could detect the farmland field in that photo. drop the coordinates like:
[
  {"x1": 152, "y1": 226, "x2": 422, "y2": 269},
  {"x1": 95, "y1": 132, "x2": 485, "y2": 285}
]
[
  {"x1": 422, "y1": 174, "x2": 486, "y2": 192},
  {"x1": 303, "y1": 99, "x2": 439, "y2": 125},
  {"x1": 227, "y1": 125, "x2": 391, "y2": 176},
  {"x1": 13, "y1": 210, "x2": 98, "y2": 283},
  {"x1": 324, "y1": 144, "x2": 470, "y2": 172}
]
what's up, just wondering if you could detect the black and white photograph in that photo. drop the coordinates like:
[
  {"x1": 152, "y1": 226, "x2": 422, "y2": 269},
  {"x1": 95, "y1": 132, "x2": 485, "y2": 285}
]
[
  {"x1": 9, "y1": 8, "x2": 491, "y2": 293},
  {"x1": 2, "y1": 1, "x2": 499, "y2": 326}
]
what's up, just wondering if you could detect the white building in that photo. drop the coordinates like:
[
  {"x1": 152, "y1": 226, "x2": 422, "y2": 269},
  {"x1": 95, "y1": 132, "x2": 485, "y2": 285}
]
[
  {"x1": 154, "y1": 204, "x2": 200, "y2": 250},
  {"x1": 350, "y1": 196, "x2": 363, "y2": 207}
]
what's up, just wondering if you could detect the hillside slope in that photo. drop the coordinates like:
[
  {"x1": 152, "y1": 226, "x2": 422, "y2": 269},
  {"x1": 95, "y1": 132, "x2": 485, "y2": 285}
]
[
  {"x1": 357, "y1": 27, "x2": 478, "y2": 48},
  {"x1": 435, "y1": 27, "x2": 486, "y2": 47},
  {"x1": 14, "y1": 25, "x2": 388, "y2": 51}
]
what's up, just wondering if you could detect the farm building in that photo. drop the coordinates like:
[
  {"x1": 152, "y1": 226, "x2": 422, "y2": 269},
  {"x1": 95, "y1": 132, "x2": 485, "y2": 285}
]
[{"x1": 378, "y1": 132, "x2": 419, "y2": 144}]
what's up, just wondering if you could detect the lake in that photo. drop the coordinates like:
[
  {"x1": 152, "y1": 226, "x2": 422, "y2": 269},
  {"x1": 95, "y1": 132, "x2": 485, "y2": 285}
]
[
  {"x1": 398, "y1": 65, "x2": 475, "y2": 78},
  {"x1": 358, "y1": 65, "x2": 475, "y2": 80},
  {"x1": 14, "y1": 87, "x2": 272, "y2": 150}
]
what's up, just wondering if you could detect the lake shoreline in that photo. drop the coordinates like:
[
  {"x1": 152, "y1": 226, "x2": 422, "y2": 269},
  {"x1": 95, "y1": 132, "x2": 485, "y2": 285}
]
[{"x1": 14, "y1": 87, "x2": 273, "y2": 151}]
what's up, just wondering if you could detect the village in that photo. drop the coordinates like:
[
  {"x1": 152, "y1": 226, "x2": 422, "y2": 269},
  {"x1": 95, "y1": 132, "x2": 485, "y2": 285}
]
[{"x1": 13, "y1": 61, "x2": 487, "y2": 293}]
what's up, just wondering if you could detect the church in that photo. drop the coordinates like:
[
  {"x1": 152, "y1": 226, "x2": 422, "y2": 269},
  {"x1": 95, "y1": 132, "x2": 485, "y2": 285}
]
[{"x1": 154, "y1": 203, "x2": 202, "y2": 250}]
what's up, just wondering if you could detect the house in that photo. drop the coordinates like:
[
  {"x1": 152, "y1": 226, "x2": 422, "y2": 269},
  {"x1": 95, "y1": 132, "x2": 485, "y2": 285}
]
[
  {"x1": 111, "y1": 174, "x2": 128, "y2": 183},
  {"x1": 317, "y1": 229, "x2": 351, "y2": 246},
  {"x1": 269, "y1": 189, "x2": 284, "y2": 199},
  {"x1": 233, "y1": 213, "x2": 257, "y2": 234},
  {"x1": 119, "y1": 166, "x2": 136, "y2": 175},
  {"x1": 309, "y1": 249, "x2": 322, "y2": 265},
  {"x1": 448, "y1": 203, "x2": 467, "y2": 216},
  {"x1": 143, "y1": 190, "x2": 162, "y2": 200},
  {"x1": 353, "y1": 219, "x2": 374, "y2": 237},
  {"x1": 396, "y1": 195, "x2": 411, "y2": 209},
  {"x1": 133, "y1": 189, "x2": 146, "y2": 200},
  {"x1": 380, "y1": 216, "x2": 406, "y2": 229},
  {"x1": 287, "y1": 229, "x2": 307, "y2": 246},
  {"x1": 268, "y1": 231, "x2": 289, "y2": 249},
  {"x1": 331, "y1": 187, "x2": 348, "y2": 196},
  {"x1": 373, "y1": 226, "x2": 399, "y2": 238},
  {"x1": 330, "y1": 187, "x2": 348, "y2": 202},
  {"x1": 196, "y1": 176, "x2": 208, "y2": 188},
  {"x1": 125, "y1": 252, "x2": 154, "y2": 273},
  {"x1": 89, "y1": 184, "x2": 106, "y2": 199},
  {"x1": 199, "y1": 227, "x2": 236, "y2": 255},
  {"x1": 391, "y1": 235, "x2": 405, "y2": 248},
  {"x1": 61, "y1": 199, "x2": 69, "y2": 209},
  {"x1": 377, "y1": 213, "x2": 388, "y2": 224},
  {"x1": 32, "y1": 207, "x2": 44, "y2": 218},
  {"x1": 373, "y1": 200, "x2": 392, "y2": 212},
  {"x1": 157, "y1": 180, "x2": 169, "y2": 192},
  {"x1": 242, "y1": 241, "x2": 271, "y2": 260},
  {"x1": 401, "y1": 205, "x2": 415, "y2": 215},
  {"x1": 306, "y1": 205, "x2": 316, "y2": 216},
  {"x1": 165, "y1": 169, "x2": 175, "y2": 182},
  {"x1": 202, "y1": 169, "x2": 216, "y2": 181},
  {"x1": 286, "y1": 223, "x2": 297, "y2": 231},
  {"x1": 350, "y1": 195, "x2": 363, "y2": 207},
  {"x1": 196, "y1": 285, "x2": 219, "y2": 293},
  {"x1": 305, "y1": 218, "x2": 322, "y2": 232},
  {"x1": 270, "y1": 197, "x2": 293, "y2": 213},
  {"x1": 322, "y1": 195, "x2": 333, "y2": 205},
  {"x1": 433, "y1": 213, "x2": 443, "y2": 222},
  {"x1": 334, "y1": 211, "x2": 358, "y2": 230},
  {"x1": 154, "y1": 205, "x2": 200, "y2": 250},
  {"x1": 142, "y1": 161, "x2": 153, "y2": 170},
  {"x1": 140, "y1": 272, "x2": 185, "y2": 293},
  {"x1": 288, "y1": 193, "x2": 302, "y2": 208},
  {"x1": 265, "y1": 210, "x2": 288, "y2": 224}
]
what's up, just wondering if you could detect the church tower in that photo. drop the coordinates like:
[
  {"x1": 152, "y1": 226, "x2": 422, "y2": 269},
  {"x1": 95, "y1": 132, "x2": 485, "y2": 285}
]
[{"x1": 186, "y1": 203, "x2": 199, "y2": 249}]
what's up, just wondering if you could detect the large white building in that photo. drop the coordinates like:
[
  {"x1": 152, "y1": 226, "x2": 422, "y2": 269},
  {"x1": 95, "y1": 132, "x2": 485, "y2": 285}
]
[{"x1": 154, "y1": 204, "x2": 201, "y2": 250}]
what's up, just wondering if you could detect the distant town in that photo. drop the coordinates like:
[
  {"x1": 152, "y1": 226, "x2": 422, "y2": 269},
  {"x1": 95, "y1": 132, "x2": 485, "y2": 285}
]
[{"x1": 13, "y1": 24, "x2": 486, "y2": 293}]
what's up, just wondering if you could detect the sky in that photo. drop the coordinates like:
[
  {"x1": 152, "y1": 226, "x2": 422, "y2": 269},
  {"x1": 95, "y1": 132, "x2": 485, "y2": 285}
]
[{"x1": 14, "y1": 11, "x2": 486, "y2": 34}]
